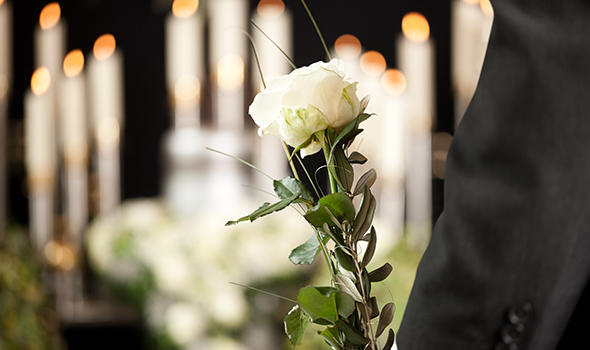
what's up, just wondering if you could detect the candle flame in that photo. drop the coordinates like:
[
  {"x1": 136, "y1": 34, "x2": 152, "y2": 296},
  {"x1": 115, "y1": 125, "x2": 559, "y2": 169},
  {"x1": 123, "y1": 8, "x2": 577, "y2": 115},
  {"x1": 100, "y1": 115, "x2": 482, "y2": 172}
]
[
  {"x1": 63, "y1": 49, "x2": 85, "y2": 78},
  {"x1": 334, "y1": 34, "x2": 362, "y2": 59},
  {"x1": 360, "y1": 51, "x2": 386, "y2": 77},
  {"x1": 0, "y1": 0, "x2": 5, "y2": 7},
  {"x1": 381, "y1": 69, "x2": 407, "y2": 95},
  {"x1": 172, "y1": 0, "x2": 199, "y2": 18},
  {"x1": 93, "y1": 34, "x2": 116, "y2": 61},
  {"x1": 175, "y1": 76, "x2": 201, "y2": 103},
  {"x1": 480, "y1": 0, "x2": 493, "y2": 16},
  {"x1": 39, "y1": 2, "x2": 61, "y2": 30},
  {"x1": 257, "y1": 0, "x2": 285, "y2": 18},
  {"x1": 44, "y1": 241, "x2": 76, "y2": 271},
  {"x1": 31, "y1": 67, "x2": 51, "y2": 95},
  {"x1": 402, "y1": 12, "x2": 430, "y2": 42},
  {"x1": 217, "y1": 54, "x2": 244, "y2": 91}
]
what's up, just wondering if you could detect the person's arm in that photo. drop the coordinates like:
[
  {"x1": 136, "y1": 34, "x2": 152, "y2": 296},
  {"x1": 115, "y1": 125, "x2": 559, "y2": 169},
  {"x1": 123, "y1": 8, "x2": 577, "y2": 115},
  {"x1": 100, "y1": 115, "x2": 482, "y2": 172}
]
[{"x1": 397, "y1": 1, "x2": 590, "y2": 349}]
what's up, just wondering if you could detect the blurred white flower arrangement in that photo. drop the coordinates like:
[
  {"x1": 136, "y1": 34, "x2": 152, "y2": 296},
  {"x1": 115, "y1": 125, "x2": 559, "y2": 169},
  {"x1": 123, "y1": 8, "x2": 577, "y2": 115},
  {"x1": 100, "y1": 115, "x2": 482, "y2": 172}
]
[{"x1": 87, "y1": 198, "x2": 313, "y2": 349}]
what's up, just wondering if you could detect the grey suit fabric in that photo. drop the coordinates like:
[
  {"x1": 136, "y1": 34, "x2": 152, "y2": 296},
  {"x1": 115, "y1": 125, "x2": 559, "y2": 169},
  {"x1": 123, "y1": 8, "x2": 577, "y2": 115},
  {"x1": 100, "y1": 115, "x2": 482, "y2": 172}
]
[{"x1": 397, "y1": 0, "x2": 590, "y2": 349}]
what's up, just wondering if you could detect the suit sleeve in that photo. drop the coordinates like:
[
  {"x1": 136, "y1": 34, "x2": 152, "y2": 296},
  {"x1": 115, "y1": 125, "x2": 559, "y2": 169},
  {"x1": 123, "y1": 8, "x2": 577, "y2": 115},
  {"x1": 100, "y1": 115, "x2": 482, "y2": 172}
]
[{"x1": 397, "y1": 1, "x2": 590, "y2": 349}]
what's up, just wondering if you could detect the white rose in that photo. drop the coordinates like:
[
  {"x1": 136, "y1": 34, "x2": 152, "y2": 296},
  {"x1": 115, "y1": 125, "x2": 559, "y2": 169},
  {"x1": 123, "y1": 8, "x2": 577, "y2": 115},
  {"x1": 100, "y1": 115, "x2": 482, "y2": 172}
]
[{"x1": 249, "y1": 59, "x2": 369, "y2": 157}]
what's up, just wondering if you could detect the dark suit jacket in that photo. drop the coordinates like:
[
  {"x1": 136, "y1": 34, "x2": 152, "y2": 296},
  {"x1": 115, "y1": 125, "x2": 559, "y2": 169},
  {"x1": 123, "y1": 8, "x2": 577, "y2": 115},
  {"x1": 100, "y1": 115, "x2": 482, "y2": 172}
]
[{"x1": 397, "y1": 1, "x2": 590, "y2": 349}]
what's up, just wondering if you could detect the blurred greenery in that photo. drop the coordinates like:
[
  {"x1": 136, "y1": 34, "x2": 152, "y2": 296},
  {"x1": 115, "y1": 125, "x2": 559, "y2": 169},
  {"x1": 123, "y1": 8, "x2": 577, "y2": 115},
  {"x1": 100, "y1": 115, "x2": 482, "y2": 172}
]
[{"x1": 0, "y1": 228, "x2": 64, "y2": 350}]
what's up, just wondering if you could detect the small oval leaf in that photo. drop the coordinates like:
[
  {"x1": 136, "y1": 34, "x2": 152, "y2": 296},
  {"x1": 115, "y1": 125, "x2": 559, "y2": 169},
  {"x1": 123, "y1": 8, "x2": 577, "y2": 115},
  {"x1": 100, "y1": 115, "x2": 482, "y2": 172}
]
[
  {"x1": 375, "y1": 302, "x2": 395, "y2": 338},
  {"x1": 361, "y1": 226, "x2": 377, "y2": 268},
  {"x1": 348, "y1": 151, "x2": 368, "y2": 165},
  {"x1": 335, "y1": 274, "x2": 363, "y2": 302},
  {"x1": 382, "y1": 329, "x2": 395, "y2": 350},
  {"x1": 353, "y1": 168, "x2": 377, "y2": 196},
  {"x1": 368, "y1": 263, "x2": 393, "y2": 282}
]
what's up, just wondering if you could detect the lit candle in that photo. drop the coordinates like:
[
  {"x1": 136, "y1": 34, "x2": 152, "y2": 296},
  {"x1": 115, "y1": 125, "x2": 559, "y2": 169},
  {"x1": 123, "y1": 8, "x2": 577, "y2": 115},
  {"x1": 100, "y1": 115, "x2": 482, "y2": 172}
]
[
  {"x1": 59, "y1": 50, "x2": 88, "y2": 251},
  {"x1": 166, "y1": 0, "x2": 203, "y2": 128},
  {"x1": 88, "y1": 34, "x2": 124, "y2": 215},
  {"x1": 333, "y1": 34, "x2": 363, "y2": 83},
  {"x1": 25, "y1": 67, "x2": 56, "y2": 254},
  {"x1": 451, "y1": 0, "x2": 488, "y2": 126},
  {"x1": 0, "y1": 0, "x2": 12, "y2": 233},
  {"x1": 396, "y1": 12, "x2": 434, "y2": 250},
  {"x1": 209, "y1": 0, "x2": 247, "y2": 130},
  {"x1": 35, "y1": 2, "x2": 66, "y2": 79},
  {"x1": 251, "y1": 0, "x2": 291, "y2": 190},
  {"x1": 378, "y1": 69, "x2": 407, "y2": 241}
]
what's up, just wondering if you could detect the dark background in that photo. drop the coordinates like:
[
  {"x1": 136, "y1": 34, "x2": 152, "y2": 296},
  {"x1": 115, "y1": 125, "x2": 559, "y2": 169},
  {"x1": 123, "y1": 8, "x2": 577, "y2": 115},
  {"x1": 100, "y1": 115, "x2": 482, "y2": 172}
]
[{"x1": 6, "y1": 0, "x2": 451, "y2": 227}]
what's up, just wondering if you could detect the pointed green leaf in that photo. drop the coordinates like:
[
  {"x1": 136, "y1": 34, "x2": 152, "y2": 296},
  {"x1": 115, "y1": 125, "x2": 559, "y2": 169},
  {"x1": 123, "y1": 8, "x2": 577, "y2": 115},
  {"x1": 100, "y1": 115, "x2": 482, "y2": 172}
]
[
  {"x1": 361, "y1": 227, "x2": 377, "y2": 269},
  {"x1": 348, "y1": 151, "x2": 367, "y2": 165},
  {"x1": 375, "y1": 302, "x2": 396, "y2": 338},
  {"x1": 319, "y1": 327, "x2": 344, "y2": 349},
  {"x1": 274, "y1": 176, "x2": 314, "y2": 202},
  {"x1": 352, "y1": 187, "x2": 376, "y2": 240},
  {"x1": 353, "y1": 168, "x2": 377, "y2": 196},
  {"x1": 368, "y1": 263, "x2": 393, "y2": 283},
  {"x1": 334, "y1": 247, "x2": 355, "y2": 272},
  {"x1": 289, "y1": 233, "x2": 328, "y2": 265},
  {"x1": 304, "y1": 192, "x2": 355, "y2": 228},
  {"x1": 335, "y1": 274, "x2": 362, "y2": 302},
  {"x1": 225, "y1": 192, "x2": 300, "y2": 226},
  {"x1": 335, "y1": 291, "x2": 356, "y2": 318},
  {"x1": 369, "y1": 296, "x2": 379, "y2": 319},
  {"x1": 335, "y1": 319, "x2": 369, "y2": 345},
  {"x1": 382, "y1": 329, "x2": 395, "y2": 350},
  {"x1": 284, "y1": 305, "x2": 309, "y2": 346},
  {"x1": 297, "y1": 287, "x2": 338, "y2": 324},
  {"x1": 334, "y1": 147, "x2": 354, "y2": 192}
]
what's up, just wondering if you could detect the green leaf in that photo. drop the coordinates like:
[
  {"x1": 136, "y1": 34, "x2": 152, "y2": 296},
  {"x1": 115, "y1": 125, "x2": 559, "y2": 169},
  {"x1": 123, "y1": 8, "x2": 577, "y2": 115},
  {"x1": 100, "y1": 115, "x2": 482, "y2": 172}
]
[
  {"x1": 290, "y1": 135, "x2": 314, "y2": 159},
  {"x1": 368, "y1": 263, "x2": 393, "y2": 283},
  {"x1": 368, "y1": 296, "x2": 379, "y2": 319},
  {"x1": 334, "y1": 248, "x2": 355, "y2": 272},
  {"x1": 335, "y1": 274, "x2": 363, "y2": 302},
  {"x1": 304, "y1": 192, "x2": 355, "y2": 228},
  {"x1": 273, "y1": 177, "x2": 314, "y2": 202},
  {"x1": 382, "y1": 329, "x2": 395, "y2": 350},
  {"x1": 353, "y1": 168, "x2": 377, "y2": 196},
  {"x1": 335, "y1": 291, "x2": 356, "y2": 318},
  {"x1": 334, "y1": 148, "x2": 354, "y2": 192},
  {"x1": 348, "y1": 151, "x2": 367, "y2": 165},
  {"x1": 297, "y1": 287, "x2": 339, "y2": 324},
  {"x1": 289, "y1": 233, "x2": 328, "y2": 265},
  {"x1": 361, "y1": 227, "x2": 377, "y2": 269},
  {"x1": 335, "y1": 319, "x2": 369, "y2": 345},
  {"x1": 319, "y1": 327, "x2": 344, "y2": 349},
  {"x1": 352, "y1": 187, "x2": 376, "y2": 241},
  {"x1": 284, "y1": 305, "x2": 309, "y2": 346},
  {"x1": 225, "y1": 192, "x2": 300, "y2": 226},
  {"x1": 375, "y1": 302, "x2": 396, "y2": 338}
]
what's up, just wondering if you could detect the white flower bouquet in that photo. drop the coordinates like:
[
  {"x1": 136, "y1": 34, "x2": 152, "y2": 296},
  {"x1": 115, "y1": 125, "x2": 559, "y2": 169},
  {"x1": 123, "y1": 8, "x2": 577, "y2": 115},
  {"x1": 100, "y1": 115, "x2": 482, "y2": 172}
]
[{"x1": 222, "y1": 1, "x2": 397, "y2": 349}]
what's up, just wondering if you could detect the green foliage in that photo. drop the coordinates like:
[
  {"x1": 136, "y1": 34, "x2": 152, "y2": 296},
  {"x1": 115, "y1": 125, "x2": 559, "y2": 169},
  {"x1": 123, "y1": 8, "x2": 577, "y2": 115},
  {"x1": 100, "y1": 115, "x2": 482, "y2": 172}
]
[
  {"x1": 226, "y1": 192, "x2": 300, "y2": 226},
  {"x1": 289, "y1": 233, "x2": 327, "y2": 265},
  {"x1": 284, "y1": 305, "x2": 310, "y2": 346},
  {"x1": 296, "y1": 287, "x2": 339, "y2": 325},
  {"x1": 274, "y1": 177, "x2": 314, "y2": 203},
  {"x1": 303, "y1": 192, "x2": 355, "y2": 229}
]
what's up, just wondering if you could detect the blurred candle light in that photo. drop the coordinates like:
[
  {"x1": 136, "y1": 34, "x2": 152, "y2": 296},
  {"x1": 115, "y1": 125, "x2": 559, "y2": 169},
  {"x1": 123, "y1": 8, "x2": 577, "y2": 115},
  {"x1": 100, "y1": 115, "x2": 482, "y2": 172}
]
[
  {"x1": 35, "y1": 2, "x2": 66, "y2": 78},
  {"x1": 251, "y1": 0, "x2": 292, "y2": 193},
  {"x1": 59, "y1": 49, "x2": 88, "y2": 260},
  {"x1": 88, "y1": 34, "x2": 124, "y2": 215},
  {"x1": 333, "y1": 34, "x2": 363, "y2": 101},
  {"x1": 397, "y1": 12, "x2": 435, "y2": 250},
  {"x1": 0, "y1": 0, "x2": 10, "y2": 233},
  {"x1": 166, "y1": 0, "x2": 203, "y2": 128},
  {"x1": 25, "y1": 67, "x2": 56, "y2": 254},
  {"x1": 209, "y1": 0, "x2": 247, "y2": 130}
]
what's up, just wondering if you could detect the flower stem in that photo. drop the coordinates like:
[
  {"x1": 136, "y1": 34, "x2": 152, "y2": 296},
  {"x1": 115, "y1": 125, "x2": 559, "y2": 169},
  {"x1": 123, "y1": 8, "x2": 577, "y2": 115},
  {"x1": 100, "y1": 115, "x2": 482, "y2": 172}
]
[
  {"x1": 282, "y1": 141, "x2": 301, "y2": 182},
  {"x1": 322, "y1": 139, "x2": 338, "y2": 194}
]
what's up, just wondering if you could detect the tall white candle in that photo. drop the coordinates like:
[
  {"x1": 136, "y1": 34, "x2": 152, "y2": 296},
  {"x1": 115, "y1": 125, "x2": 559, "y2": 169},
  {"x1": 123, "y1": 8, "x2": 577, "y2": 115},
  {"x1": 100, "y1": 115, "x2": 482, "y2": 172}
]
[
  {"x1": 88, "y1": 34, "x2": 124, "y2": 215},
  {"x1": 397, "y1": 12, "x2": 435, "y2": 250},
  {"x1": 35, "y1": 2, "x2": 66, "y2": 79},
  {"x1": 25, "y1": 67, "x2": 56, "y2": 254},
  {"x1": 166, "y1": 0, "x2": 203, "y2": 128},
  {"x1": 59, "y1": 50, "x2": 88, "y2": 250},
  {"x1": 333, "y1": 34, "x2": 363, "y2": 84},
  {"x1": 0, "y1": 0, "x2": 12, "y2": 234},
  {"x1": 451, "y1": 0, "x2": 488, "y2": 127},
  {"x1": 251, "y1": 0, "x2": 292, "y2": 190},
  {"x1": 209, "y1": 0, "x2": 247, "y2": 130},
  {"x1": 378, "y1": 69, "x2": 407, "y2": 241}
]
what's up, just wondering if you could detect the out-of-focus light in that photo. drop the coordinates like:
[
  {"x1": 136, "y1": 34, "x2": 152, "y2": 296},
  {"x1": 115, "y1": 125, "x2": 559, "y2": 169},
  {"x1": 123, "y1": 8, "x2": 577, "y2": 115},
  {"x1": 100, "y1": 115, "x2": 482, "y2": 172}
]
[
  {"x1": 217, "y1": 54, "x2": 244, "y2": 91},
  {"x1": 480, "y1": 0, "x2": 493, "y2": 16},
  {"x1": 31, "y1": 67, "x2": 51, "y2": 95},
  {"x1": 334, "y1": 34, "x2": 362, "y2": 59},
  {"x1": 44, "y1": 241, "x2": 76, "y2": 271},
  {"x1": 172, "y1": 0, "x2": 199, "y2": 18},
  {"x1": 402, "y1": 12, "x2": 430, "y2": 42},
  {"x1": 0, "y1": 0, "x2": 5, "y2": 6},
  {"x1": 39, "y1": 2, "x2": 61, "y2": 30},
  {"x1": 93, "y1": 34, "x2": 116, "y2": 61},
  {"x1": 63, "y1": 49, "x2": 85, "y2": 78},
  {"x1": 97, "y1": 118, "x2": 120, "y2": 146},
  {"x1": 381, "y1": 69, "x2": 407, "y2": 95},
  {"x1": 175, "y1": 76, "x2": 201, "y2": 103},
  {"x1": 257, "y1": 0, "x2": 285, "y2": 18},
  {"x1": 463, "y1": 0, "x2": 480, "y2": 4},
  {"x1": 360, "y1": 50, "x2": 386, "y2": 77}
]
